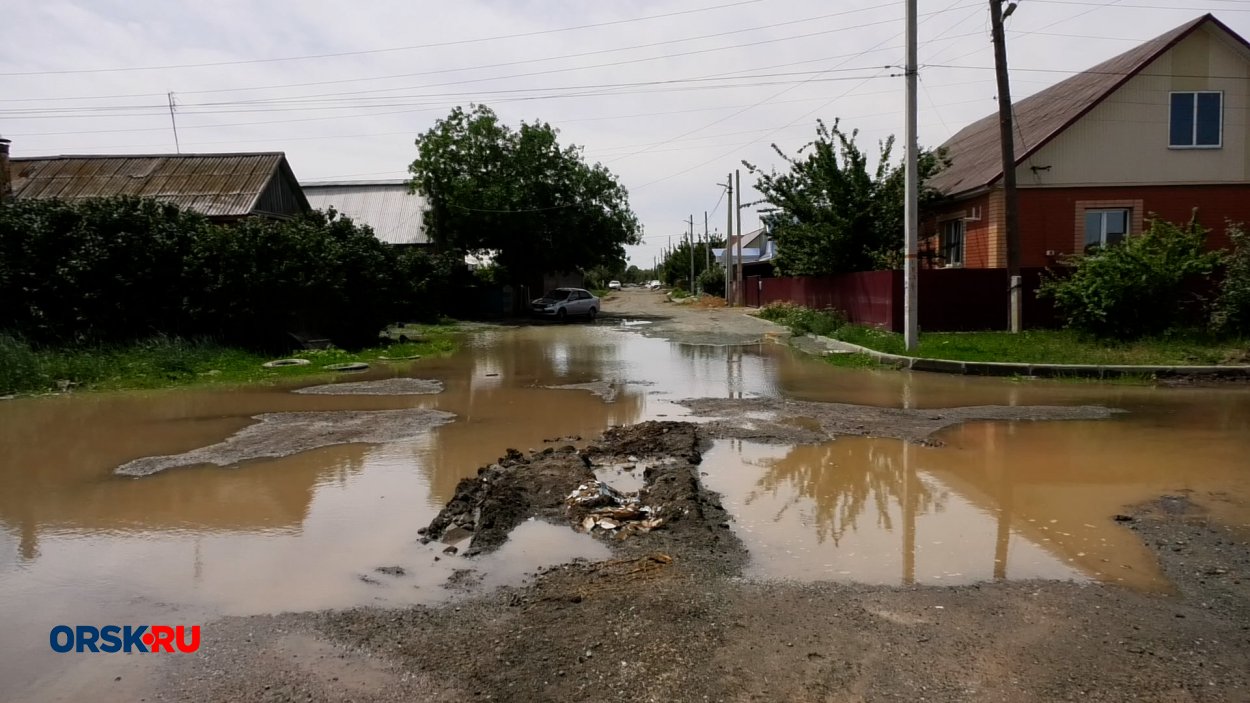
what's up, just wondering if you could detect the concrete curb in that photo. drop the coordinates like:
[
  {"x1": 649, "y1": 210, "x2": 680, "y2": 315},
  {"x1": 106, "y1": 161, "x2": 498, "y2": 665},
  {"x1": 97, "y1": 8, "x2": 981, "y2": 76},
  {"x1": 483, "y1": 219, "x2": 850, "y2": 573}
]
[{"x1": 802, "y1": 334, "x2": 1250, "y2": 379}]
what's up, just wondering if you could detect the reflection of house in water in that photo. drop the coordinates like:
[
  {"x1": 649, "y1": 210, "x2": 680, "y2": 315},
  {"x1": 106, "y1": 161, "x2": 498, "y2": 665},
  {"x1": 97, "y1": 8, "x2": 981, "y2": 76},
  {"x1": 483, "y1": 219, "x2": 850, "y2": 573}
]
[{"x1": 726, "y1": 416, "x2": 1218, "y2": 590}]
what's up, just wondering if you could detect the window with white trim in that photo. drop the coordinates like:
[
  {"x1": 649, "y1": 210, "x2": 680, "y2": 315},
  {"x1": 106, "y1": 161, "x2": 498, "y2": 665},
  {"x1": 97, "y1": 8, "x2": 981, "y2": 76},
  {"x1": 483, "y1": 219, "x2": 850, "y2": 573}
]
[
  {"x1": 1083, "y1": 209, "x2": 1129, "y2": 253},
  {"x1": 1169, "y1": 91, "x2": 1223, "y2": 148},
  {"x1": 940, "y1": 219, "x2": 964, "y2": 267}
]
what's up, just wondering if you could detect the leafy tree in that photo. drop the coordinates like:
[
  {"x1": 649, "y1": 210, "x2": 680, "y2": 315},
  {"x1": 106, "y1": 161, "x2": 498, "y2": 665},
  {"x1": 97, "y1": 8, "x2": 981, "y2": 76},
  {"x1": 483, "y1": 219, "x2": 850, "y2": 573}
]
[
  {"x1": 1038, "y1": 215, "x2": 1223, "y2": 339},
  {"x1": 744, "y1": 119, "x2": 946, "y2": 275},
  {"x1": 408, "y1": 105, "x2": 642, "y2": 284},
  {"x1": 1212, "y1": 223, "x2": 1250, "y2": 336}
]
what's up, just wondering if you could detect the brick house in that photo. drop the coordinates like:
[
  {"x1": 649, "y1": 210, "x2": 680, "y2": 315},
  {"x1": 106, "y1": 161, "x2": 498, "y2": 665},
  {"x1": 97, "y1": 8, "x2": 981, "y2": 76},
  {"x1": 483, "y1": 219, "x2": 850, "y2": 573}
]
[{"x1": 924, "y1": 14, "x2": 1250, "y2": 269}]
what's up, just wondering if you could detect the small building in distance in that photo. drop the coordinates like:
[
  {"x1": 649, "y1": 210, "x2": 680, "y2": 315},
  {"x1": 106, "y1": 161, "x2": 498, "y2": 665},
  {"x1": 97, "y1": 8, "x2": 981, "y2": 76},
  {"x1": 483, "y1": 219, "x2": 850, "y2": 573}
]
[
  {"x1": 302, "y1": 180, "x2": 429, "y2": 247},
  {"x1": 6, "y1": 151, "x2": 309, "y2": 221}
]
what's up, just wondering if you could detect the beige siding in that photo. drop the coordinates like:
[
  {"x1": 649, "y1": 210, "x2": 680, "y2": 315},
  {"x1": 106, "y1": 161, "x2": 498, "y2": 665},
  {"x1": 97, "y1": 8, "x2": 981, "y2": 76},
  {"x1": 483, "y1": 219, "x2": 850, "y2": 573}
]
[{"x1": 1016, "y1": 24, "x2": 1250, "y2": 187}]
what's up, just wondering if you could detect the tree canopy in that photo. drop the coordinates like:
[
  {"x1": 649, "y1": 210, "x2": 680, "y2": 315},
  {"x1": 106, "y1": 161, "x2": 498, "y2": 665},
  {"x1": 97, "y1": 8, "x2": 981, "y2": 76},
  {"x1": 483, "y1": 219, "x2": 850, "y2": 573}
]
[
  {"x1": 408, "y1": 105, "x2": 642, "y2": 281},
  {"x1": 744, "y1": 119, "x2": 947, "y2": 276}
]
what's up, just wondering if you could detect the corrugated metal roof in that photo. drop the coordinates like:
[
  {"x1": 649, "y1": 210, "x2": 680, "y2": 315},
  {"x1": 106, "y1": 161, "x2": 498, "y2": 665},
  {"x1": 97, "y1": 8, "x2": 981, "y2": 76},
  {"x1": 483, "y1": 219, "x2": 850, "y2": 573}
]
[
  {"x1": 8, "y1": 152, "x2": 301, "y2": 217},
  {"x1": 929, "y1": 14, "x2": 1234, "y2": 197},
  {"x1": 302, "y1": 181, "x2": 428, "y2": 245}
]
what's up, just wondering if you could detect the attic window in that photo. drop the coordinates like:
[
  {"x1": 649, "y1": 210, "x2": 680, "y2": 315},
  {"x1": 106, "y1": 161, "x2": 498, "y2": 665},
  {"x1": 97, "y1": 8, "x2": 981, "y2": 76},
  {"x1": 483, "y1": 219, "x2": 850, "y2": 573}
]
[{"x1": 1169, "y1": 91, "x2": 1222, "y2": 148}]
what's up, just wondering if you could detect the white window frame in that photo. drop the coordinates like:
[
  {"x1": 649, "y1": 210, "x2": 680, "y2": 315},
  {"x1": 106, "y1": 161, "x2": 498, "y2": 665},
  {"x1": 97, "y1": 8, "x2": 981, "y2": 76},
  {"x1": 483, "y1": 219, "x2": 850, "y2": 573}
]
[
  {"x1": 939, "y1": 218, "x2": 965, "y2": 268},
  {"x1": 1169, "y1": 90, "x2": 1224, "y2": 150},
  {"x1": 1083, "y1": 208, "x2": 1131, "y2": 252}
]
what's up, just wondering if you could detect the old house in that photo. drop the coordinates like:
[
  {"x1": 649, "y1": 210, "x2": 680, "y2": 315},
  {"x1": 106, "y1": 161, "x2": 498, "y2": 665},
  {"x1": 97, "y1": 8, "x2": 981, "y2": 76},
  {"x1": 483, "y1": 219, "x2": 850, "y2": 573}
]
[
  {"x1": 302, "y1": 180, "x2": 429, "y2": 247},
  {"x1": 925, "y1": 14, "x2": 1250, "y2": 269},
  {"x1": 5, "y1": 151, "x2": 309, "y2": 220}
]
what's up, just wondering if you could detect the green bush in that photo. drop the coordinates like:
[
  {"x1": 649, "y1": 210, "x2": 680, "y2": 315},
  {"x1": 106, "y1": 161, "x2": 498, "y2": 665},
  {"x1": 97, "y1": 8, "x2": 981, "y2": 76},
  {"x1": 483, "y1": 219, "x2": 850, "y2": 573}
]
[
  {"x1": 698, "y1": 266, "x2": 725, "y2": 296},
  {"x1": 1038, "y1": 216, "x2": 1223, "y2": 340},
  {"x1": 0, "y1": 197, "x2": 467, "y2": 350},
  {"x1": 758, "y1": 301, "x2": 847, "y2": 336},
  {"x1": 1212, "y1": 224, "x2": 1250, "y2": 336}
]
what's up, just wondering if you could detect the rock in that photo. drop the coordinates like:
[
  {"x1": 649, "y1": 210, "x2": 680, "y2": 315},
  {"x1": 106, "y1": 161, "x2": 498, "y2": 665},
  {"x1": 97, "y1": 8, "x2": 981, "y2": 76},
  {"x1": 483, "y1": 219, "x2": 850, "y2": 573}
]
[
  {"x1": 375, "y1": 566, "x2": 406, "y2": 577},
  {"x1": 1114, "y1": 514, "x2": 1134, "y2": 522},
  {"x1": 443, "y1": 546, "x2": 459, "y2": 556}
]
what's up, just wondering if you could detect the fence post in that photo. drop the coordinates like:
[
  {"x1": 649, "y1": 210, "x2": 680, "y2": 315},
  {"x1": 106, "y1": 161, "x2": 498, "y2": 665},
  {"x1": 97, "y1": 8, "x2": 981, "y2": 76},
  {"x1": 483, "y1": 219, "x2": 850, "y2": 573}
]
[{"x1": 1010, "y1": 275, "x2": 1022, "y2": 333}]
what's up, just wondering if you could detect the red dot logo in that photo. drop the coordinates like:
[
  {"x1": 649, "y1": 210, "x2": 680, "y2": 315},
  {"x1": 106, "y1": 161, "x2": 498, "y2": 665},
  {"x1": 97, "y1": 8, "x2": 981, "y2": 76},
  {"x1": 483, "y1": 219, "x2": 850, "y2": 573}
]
[{"x1": 141, "y1": 633, "x2": 155, "y2": 646}]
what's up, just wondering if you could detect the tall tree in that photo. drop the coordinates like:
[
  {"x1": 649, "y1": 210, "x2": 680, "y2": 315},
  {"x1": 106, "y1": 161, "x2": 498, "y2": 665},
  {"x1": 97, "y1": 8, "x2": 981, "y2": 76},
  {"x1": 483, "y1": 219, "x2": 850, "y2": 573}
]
[
  {"x1": 744, "y1": 119, "x2": 946, "y2": 276},
  {"x1": 409, "y1": 105, "x2": 642, "y2": 283}
]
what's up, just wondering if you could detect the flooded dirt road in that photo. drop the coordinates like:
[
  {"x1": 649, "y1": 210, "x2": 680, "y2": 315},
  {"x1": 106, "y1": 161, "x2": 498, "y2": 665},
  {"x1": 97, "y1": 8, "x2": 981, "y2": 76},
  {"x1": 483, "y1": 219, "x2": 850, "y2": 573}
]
[{"x1": 1, "y1": 291, "x2": 1249, "y2": 701}]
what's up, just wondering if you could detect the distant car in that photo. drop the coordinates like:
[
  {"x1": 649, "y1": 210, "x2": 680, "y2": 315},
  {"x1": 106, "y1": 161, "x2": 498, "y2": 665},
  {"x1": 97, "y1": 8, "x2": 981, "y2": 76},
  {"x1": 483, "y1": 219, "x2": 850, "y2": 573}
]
[
  {"x1": 607, "y1": 280, "x2": 622, "y2": 290},
  {"x1": 647, "y1": 280, "x2": 662, "y2": 290},
  {"x1": 530, "y1": 287, "x2": 599, "y2": 322}
]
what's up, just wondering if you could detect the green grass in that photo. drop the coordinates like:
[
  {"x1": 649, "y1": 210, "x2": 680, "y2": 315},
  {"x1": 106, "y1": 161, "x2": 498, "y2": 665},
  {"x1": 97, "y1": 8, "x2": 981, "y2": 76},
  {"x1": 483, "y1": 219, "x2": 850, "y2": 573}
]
[
  {"x1": 0, "y1": 324, "x2": 459, "y2": 396},
  {"x1": 831, "y1": 326, "x2": 1249, "y2": 366},
  {"x1": 756, "y1": 301, "x2": 847, "y2": 337}
]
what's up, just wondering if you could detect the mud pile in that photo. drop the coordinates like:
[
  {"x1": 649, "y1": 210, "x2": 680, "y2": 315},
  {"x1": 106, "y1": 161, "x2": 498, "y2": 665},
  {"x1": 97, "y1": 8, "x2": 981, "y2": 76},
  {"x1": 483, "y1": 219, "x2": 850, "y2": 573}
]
[{"x1": 420, "y1": 421, "x2": 743, "y2": 568}]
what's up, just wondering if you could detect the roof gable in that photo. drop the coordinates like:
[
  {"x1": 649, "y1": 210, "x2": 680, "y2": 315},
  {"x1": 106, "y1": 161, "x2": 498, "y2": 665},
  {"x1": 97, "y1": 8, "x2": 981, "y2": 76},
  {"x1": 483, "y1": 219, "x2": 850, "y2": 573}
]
[
  {"x1": 302, "y1": 181, "x2": 428, "y2": 245},
  {"x1": 929, "y1": 14, "x2": 1247, "y2": 197},
  {"x1": 8, "y1": 152, "x2": 308, "y2": 218}
]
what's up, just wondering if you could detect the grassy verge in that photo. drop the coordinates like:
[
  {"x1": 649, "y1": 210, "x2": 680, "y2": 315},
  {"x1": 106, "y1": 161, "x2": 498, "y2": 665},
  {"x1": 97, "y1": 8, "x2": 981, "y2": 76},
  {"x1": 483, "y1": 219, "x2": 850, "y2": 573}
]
[
  {"x1": 757, "y1": 301, "x2": 846, "y2": 337},
  {"x1": 0, "y1": 324, "x2": 459, "y2": 396},
  {"x1": 832, "y1": 326, "x2": 1249, "y2": 366}
]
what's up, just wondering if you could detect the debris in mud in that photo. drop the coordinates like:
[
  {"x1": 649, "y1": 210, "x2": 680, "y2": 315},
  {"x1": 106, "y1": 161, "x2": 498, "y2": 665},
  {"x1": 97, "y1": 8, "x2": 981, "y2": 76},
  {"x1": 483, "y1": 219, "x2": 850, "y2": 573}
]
[
  {"x1": 678, "y1": 397, "x2": 1118, "y2": 445},
  {"x1": 293, "y1": 378, "x2": 444, "y2": 395},
  {"x1": 420, "y1": 422, "x2": 740, "y2": 568},
  {"x1": 566, "y1": 481, "x2": 665, "y2": 537},
  {"x1": 375, "y1": 566, "x2": 406, "y2": 577},
  {"x1": 543, "y1": 380, "x2": 618, "y2": 403},
  {"x1": 114, "y1": 408, "x2": 456, "y2": 476}
]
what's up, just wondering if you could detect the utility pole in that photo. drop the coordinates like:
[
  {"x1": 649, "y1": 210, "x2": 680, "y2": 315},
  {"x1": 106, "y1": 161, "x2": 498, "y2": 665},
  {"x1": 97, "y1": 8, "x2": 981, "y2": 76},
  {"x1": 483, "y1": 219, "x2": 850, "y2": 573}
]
[
  {"x1": 167, "y1": 92, "x2": 181, "y2": 154},
  {"x1": 704, "y1": 211, "x2": 711, "y2": 273},
  {"x1": 990, "y1": 0, "x2": 1023, "y2": 332},
  {"x1": 690, "y1": 212, "x2": 700, "y2": 291},
  {"x1": 734, "y1": 169, "x2": 743, "y2": 306},
  {"x1": 903, "y1": 0, "x2": 919, "y2": 351},
  {"x1": 723, "y1": 173, "x2": 734, "y2": 303}
]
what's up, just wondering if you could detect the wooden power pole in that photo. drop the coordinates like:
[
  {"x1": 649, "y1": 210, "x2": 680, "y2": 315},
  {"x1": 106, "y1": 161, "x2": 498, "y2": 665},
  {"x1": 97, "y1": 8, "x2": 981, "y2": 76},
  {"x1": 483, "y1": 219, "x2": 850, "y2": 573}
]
[
  {"x1": 990, "y1": 0, "x2": 1023, "y2": 332},
  {"x1": 724, "y1": 173, "x2": 734, "y2": 303}
]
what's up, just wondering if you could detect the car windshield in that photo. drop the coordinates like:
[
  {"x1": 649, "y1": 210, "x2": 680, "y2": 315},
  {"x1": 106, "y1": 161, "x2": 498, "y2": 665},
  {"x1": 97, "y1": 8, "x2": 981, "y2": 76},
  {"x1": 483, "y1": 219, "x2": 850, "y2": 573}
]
[{"x1": 543, "y1": 290, "x2": 571, "y2": 300}]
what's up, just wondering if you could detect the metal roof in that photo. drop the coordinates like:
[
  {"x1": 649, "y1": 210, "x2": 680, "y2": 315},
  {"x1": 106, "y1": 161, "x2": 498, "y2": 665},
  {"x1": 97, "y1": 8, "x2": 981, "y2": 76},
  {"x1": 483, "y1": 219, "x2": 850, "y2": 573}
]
[
  {"x1": 8, "y1": 152, "x2": 306, "y2": 217},
  {"x1": 928, "y1": 14, "x2": 1241, "y2": 197},
  {"x1": 302, "y1": 181, "x2": 428, "y2": 245}
]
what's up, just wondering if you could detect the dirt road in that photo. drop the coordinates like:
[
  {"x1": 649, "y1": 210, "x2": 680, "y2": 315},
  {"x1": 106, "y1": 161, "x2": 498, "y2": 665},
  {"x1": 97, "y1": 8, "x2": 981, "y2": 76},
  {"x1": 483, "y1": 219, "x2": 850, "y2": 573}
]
[
  {"x1": 145, "y1": 421, "x2": 1250, "y2": 703},
  {"x1": 600, "y1": 288, "x2": 786, "y2": 345},
  {"x1": 112, "y1": 295, "x2": 1250, "y2": 702}
]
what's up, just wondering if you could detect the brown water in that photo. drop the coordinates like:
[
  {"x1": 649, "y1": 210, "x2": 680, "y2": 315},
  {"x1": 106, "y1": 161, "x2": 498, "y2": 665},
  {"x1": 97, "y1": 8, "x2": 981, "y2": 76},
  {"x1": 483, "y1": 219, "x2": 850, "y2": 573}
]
[{"x1": 1, "y1": 323, "x2": 1248, "y2": 698}]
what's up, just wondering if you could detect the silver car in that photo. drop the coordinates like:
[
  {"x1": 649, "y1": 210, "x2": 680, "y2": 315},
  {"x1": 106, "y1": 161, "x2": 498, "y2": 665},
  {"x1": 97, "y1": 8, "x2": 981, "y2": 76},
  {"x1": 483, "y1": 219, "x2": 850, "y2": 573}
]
[{"x1": 530, "y1": 288, "x2": 600, "y2": 322}]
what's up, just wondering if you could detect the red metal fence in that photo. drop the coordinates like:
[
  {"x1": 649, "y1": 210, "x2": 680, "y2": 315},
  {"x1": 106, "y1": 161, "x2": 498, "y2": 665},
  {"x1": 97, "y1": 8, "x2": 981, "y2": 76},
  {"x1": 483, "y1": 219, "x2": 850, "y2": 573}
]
[{"x1": 753, "y1": 268, "x2": 1059, "y2": 332}]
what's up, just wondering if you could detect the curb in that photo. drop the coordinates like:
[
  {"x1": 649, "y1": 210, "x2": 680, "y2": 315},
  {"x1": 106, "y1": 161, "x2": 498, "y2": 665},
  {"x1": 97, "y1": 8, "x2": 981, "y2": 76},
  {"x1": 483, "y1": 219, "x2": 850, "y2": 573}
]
[{"x1": 804, "y1": 334, "x2": 1250, "y2": 379}]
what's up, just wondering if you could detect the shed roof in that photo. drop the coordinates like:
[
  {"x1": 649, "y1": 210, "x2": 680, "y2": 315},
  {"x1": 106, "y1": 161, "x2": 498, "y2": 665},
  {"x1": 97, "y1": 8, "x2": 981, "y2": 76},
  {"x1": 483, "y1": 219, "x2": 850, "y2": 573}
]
[
  {"x1": 929, "y1": 14, "x2": 1245, "y2": 197},
  {"x1": 7, "y1": 152, "x2": 307, "y2": 217},
  {"x1": 302, "y1": 180, "x2": 428, "y2": 245}
]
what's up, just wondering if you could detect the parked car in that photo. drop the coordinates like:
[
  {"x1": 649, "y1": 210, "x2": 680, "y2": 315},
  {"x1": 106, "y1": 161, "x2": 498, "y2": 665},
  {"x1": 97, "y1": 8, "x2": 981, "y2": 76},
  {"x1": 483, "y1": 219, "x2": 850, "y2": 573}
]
[
  {"x1": 530, "y1": 288, "x2": 599, "y2": 322},
  {"x1": 647, "y1": 280, "x2": 662, "y2": 290},
  {"x1": 607, "y1": 280, "x2": 622, "y2": 290}
]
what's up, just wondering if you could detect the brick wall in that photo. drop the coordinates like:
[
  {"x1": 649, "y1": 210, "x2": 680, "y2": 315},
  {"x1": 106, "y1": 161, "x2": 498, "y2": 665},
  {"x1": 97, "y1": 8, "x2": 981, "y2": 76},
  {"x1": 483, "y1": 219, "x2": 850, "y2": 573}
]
[{"x1": 928, "y1": 184, "x2": 1249, "y2": 269}]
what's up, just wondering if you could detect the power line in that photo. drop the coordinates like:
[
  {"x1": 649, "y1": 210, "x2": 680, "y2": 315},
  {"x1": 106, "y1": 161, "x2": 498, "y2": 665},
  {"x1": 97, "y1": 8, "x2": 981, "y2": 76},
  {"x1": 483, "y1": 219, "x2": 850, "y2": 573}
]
[{"x1": 0, "y1": 0, "x2": 770, "y2": 77}]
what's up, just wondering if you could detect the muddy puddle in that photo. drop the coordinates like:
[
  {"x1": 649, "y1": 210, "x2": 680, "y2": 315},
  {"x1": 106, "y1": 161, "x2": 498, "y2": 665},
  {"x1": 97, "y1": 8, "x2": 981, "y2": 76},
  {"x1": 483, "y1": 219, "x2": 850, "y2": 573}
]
[{"x1": 1, "y1": 323, "x2": 1249, "y2": 698}]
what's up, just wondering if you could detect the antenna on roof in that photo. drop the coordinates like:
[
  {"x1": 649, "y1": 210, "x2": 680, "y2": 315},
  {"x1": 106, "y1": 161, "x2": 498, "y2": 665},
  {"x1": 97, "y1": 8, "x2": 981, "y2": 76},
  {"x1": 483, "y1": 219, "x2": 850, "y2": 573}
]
[{"x1": 167, "y1": 92, "x2": 181, "y2": 154}]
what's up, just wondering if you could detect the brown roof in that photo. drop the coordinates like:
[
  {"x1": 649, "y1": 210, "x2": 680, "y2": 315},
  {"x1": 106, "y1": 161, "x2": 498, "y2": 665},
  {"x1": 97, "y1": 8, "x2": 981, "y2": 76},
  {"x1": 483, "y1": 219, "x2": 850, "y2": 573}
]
[
  {"x1": 929, "y1": 14, "x2": 1245, "y2": 197},
  {"x1": 8, "y1": 152, "x2": 307, "y2": 217}
]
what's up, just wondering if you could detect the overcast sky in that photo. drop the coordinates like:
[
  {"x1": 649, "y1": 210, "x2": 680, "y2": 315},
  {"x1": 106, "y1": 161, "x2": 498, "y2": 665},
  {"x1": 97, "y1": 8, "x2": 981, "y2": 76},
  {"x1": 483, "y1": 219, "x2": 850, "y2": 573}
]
[{"x1": 1, "y1": 0, "x2": 1244, "y2": 267}]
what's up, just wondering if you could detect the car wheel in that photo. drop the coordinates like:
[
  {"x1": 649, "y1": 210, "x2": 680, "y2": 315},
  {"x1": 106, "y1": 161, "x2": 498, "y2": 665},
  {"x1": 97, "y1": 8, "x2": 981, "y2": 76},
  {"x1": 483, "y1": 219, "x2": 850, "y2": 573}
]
[
  {"x1": 587, "y1": 307, "x2": 597, "y2": 323},
  {"x1": 557, "y1": 308, "x2": 567, "y2": 323}
]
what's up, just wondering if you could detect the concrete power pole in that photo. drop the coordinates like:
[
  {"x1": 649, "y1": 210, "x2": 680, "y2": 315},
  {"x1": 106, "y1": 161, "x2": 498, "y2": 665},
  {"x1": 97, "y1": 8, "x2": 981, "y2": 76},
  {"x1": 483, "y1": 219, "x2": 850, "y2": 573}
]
[
  {"x1": 724, "y1": 173, "x2": 734, "y2": 303},
  {"x1": 734, "y1": 169, "x2": 743, "y2": 306},
  {"x1": 903, "y1": 0, "x2": 920, "y2": 351},
  {"x1": 704, "y1": 211, "x2": 710, "y2": 273},
  {"x1": 990, "y1": 0, "x2": 1023, "y2": 332},
  {"x1": 686, "y1": 214, "x2": 696, "y2": 293}
]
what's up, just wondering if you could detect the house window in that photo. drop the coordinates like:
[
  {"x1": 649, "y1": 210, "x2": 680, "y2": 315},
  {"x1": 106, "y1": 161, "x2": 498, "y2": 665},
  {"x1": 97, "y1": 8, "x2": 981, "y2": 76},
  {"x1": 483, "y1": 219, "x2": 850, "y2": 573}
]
[
  {"x1": 940, "y1": 219, "x2": 964, "y2": 267},
  {"x1": 1083, "y1": 209, "x2": 1129, "y2": 253},
  {"x1": 1170, "y1": 91, "x2": 1222, "y2": 148}
]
